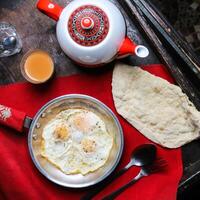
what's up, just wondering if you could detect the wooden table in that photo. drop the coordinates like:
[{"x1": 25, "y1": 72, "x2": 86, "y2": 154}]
[{"x1": 1, "y1": 0, "x2": 200, "y2": 196}]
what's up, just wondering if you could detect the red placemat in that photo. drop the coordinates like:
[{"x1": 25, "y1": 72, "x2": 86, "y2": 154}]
[{"x1": 0, "y1": 64, "x2": 182, "y2": 200}]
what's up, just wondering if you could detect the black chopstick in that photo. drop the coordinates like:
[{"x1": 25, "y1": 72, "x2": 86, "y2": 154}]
[
  {"x1": 117, "y1": 0, "x2": 200, "y2": 110},
  {"x1": 132, "y1": 0, "x2": 200, "y2": 79},
  {"x1": 138, "y1": 0, "x2": 199, "y2": 62}
]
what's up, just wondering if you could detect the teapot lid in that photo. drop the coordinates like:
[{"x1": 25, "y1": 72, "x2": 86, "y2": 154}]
[{"x1": 68, "y1": 5, "x2": 109, "y2": 46}]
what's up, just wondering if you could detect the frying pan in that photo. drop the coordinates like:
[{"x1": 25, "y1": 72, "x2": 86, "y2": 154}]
[{"x1": 0, "y1": 94, "x2": 124, "y2": 188}]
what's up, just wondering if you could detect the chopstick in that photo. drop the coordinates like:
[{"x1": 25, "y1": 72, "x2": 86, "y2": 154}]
[
  {"x1": 131, "y1": 0, "x2": 200, "y2": 79},
  {"x1": 117, "y1": 0, "x2": 200, "y2": 110}
]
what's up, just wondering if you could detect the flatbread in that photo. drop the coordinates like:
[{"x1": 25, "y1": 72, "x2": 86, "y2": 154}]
[{"x1": 112, "y1": 63, "x2": 200, "y2": 148}]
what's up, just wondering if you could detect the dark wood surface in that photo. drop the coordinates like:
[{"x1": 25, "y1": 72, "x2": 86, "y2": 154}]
[
  {"x1": 1, "y1": 0, "x2": 200, "y2": 195},
  {"x1": 0, "y1": 0, "x2": 158, "y2": 85},
  {"x1": 122, "y1": 0, "x2": 200, "y2": 111},
  {"x1": 0, "y1": 0, "x2": 80, "y2": 84}
]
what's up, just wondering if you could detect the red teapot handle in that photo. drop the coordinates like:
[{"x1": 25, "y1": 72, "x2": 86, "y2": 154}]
[
  {"x1": 37, "y1": 0, "x2": 63, "y2": 21},
  {"x1": 0, "y1": 104, "x2": 27, "y2": 132}
]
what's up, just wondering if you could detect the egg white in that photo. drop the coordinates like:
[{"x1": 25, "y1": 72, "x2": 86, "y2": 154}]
[{"x1": 41, "y1": 109, "x2": 113, "y2": 175}]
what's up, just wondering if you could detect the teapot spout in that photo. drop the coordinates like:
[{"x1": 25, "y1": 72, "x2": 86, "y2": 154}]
[
  {"x1": 37, "y1": 0, "x2": 63, "y2": 21},
  {"x1": 118, "y1": 37, "x2": 149, "y2": 58}
]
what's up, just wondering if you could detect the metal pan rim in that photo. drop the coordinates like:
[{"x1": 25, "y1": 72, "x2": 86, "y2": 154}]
[{"x1": 28, "y1": 94, "x2": 124, "y2": 188}]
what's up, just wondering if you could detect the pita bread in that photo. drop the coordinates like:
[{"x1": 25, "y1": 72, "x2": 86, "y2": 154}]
[{"x1": 112, "y1": 63, "x2": 200, "y2": 148}]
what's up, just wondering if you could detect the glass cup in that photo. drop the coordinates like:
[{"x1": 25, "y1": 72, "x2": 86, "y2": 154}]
[
  {"x1": 20, "y1": 49, "x2": 54, "y2": 84},
  {"x1": 0, "y1": 22, "x2": 22, "y2": 57}
]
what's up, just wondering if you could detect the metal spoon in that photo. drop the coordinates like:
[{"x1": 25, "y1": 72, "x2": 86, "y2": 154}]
[
  {"x1": 81, "y1": 144, "x2": 157, "y2": 200},
  {"x1": 102, "y1": 157, "x2": 167, "y2": 200}
]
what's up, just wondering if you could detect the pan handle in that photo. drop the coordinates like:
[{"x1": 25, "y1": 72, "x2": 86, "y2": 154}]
[{"x1": 0, "y1": 104, "x2": 29, "y2": 132}]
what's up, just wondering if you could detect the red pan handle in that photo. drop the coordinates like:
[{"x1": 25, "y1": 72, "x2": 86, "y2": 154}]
[
  {"x1": 37, "y1": 0, "x2": 63, "y2": 21},
  {"x1": 0, "y1": 104, "x2": 26, "y2": 132}
]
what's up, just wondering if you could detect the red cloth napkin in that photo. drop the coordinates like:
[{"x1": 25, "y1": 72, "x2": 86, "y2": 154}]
[{"x1": 0, "y1": 64, "x2": 182, "y2": 200}]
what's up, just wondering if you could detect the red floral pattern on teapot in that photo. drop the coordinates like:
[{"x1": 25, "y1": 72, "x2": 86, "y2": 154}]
[{"x1": 37, "y1": 0, "x2": 149, "y2": 67}]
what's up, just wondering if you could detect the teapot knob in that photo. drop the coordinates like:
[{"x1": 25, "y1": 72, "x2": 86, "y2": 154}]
[{"x1": 81, "y1": 17, "x2": 94, "y2": 30}]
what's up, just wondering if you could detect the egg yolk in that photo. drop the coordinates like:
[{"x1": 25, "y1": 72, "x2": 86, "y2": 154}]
[
  {"x1": 74, "y1": 114, "x2": 90, "y2": 132},
  {"x1": 81, "y1": 139, "x2": 96, "y2": 153},
  {"x1": 54, "y1": 126, "x2": 69, "y2": 140}
]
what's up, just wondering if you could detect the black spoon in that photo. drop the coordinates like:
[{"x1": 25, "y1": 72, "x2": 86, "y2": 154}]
[{"x1": 81, "y1": 144, "x2": 157, "y2": 200}]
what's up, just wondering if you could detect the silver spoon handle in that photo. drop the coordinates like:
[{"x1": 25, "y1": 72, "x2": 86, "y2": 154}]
[
  {"x1": 81, "y1": 162, "x2": 132, "y2": 200},
  {"x1": 102, "y1": 170, "x2": 144, "y2": 200}
]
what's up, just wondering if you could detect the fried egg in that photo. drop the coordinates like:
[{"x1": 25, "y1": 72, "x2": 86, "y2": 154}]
[{"x1": 41, "y1": 109, "x2": 113, "y2": 175}]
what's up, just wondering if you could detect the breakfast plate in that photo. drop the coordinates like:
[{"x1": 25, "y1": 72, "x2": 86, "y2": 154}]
[{"x1": 0, "y1": 94, "x2": 124, "y2": 188}]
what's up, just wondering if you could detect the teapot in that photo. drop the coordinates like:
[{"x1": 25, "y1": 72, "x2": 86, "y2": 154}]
[{"x1": 37, "y1": 0, "x2": 149, "y2": 67}]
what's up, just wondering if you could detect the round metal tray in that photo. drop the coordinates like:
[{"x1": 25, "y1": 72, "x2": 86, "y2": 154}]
[{"x1": 28, "y1": 94, "x2": 124, "y2": 188}]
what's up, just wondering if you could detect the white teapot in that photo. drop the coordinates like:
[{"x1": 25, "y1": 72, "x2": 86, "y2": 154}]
[{"x1": 37, "y1": 0, "x2": 149, "y2": 67}]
